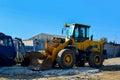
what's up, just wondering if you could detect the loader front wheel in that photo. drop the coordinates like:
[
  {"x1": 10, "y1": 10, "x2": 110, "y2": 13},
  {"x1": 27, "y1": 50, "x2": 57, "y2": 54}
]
[
  {"x1": 57, "y1": 49, "x2": 76, "y2": 69},
  {"x1": 88, "y1": 52, "x2": 103, "y2": 68}
]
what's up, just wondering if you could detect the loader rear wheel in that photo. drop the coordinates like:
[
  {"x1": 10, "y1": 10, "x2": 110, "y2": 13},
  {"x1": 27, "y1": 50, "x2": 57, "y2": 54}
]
[
  {"x1": 57, "y1": 49, "x2": 76, "y2": 69},
  {"x1": 88, "y1": 52, "x2": 103, "y2": 68}
]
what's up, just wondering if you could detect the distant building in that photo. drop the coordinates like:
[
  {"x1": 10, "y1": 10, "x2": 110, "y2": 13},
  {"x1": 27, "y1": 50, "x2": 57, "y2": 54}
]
[
  {"x1": 23, "y1": 33, "x2": 65, "y2": 51},
  {"x1": 23, "y1": 33, "x2": 120, "y2": 58},
  {"x1": 104, "y1": 43, "x2": 120, "y2": 58},
  {"x1": 29, "y1": 33, "x2": 65, "y2": 40}
]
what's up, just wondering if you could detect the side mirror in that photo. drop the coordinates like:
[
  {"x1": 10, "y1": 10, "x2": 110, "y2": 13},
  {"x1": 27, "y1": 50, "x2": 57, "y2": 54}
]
[
  {"x1": 62, "y1": 27, "x2": 67, "y2": 35},
  {"x1": 64, "y1": 22, "x2": 70, "y2": 27},
  {"x1": 64, "y1": 23, "x2": 67, "y2": 27},
  {"x1": 90, "y1": 35, "x2": 93, "y2": 40},
  {"x1": 62, "y1": 28, "x2": 64, "y2": 34}
]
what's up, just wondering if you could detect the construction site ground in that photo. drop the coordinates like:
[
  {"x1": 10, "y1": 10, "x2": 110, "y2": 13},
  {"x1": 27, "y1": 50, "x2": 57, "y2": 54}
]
[{"x1": 0, "y1": 58, "x2": 120, "y2": 80}]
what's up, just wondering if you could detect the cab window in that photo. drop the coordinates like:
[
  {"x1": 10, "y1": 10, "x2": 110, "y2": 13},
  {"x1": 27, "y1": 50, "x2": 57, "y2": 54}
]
[
  {"x1": 80, "y1": 27, "x2": 85, "y2": 37},
  {"x1": 0, "y1": 38, "x2": 13, "y2": 47},
  {"x1": 75, "y1": 27, "x2": 79, "y2": 37}
]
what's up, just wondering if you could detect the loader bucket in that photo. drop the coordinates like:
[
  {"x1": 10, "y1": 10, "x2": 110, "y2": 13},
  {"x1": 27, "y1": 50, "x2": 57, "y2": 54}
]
[
  {"x1": 40, "y1": 55, "x2": 52, "y2": 70},
  {"x1": 21, "y1": 51, "x2": 53, "y2": 71}
]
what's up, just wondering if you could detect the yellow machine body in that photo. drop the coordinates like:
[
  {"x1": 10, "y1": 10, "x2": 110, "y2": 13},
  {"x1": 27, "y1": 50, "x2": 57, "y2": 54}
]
[
  {"x1": 44, "y1": 23, "x2": 106, "y2": 69},
  {"x1": 45, "y1": 37, "x2": 103, "y2": 62},
  {"x1": 23, "y1": 23, "x2": 106, "y2": 70}
]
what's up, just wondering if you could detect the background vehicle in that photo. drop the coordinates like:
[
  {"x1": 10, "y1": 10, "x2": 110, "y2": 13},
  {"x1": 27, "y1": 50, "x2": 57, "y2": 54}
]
[
  {"x1": 0, "y1": 33, "x2": 26, "y2": 66},
  {"x1": 0, "y1": 33, "x2": 16, "y2": 66},
  {"x1": 0, "y1": 32, "x2": 50, "y2": 70}
]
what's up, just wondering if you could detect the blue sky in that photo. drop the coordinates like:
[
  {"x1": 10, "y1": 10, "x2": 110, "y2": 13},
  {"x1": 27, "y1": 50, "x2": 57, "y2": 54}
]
[{"x1": 0, "y1": 0, "x2": 120, "y2": 43}]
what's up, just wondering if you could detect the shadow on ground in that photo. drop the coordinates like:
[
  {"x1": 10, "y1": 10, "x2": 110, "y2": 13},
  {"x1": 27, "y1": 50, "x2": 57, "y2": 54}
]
[{"x1": 100, "y1": 65, "x2": 120, "y2": 71}]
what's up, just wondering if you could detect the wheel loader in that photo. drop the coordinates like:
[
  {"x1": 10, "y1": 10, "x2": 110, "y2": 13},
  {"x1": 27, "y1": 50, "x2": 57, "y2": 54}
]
[{"x1": 42, "y1": 23, "x2": 107, "y2": 69}]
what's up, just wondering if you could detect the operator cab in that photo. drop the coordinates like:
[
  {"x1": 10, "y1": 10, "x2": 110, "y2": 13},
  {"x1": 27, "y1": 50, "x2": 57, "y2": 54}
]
[{"x1": 64, "y1": 23, "x2": 90, "y2": 42}]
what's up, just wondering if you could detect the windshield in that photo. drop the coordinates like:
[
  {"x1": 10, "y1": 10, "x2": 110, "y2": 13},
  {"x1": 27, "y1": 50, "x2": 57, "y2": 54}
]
[
  {"x1": 66, "y1": 25, "x2": 74, "y2": 38},
  {"x1": 86, "y1": 28, "x2": 90, "y2": 38},
  {"x1": 0, "y1": 37, "x2": 13, "y2": 47}
]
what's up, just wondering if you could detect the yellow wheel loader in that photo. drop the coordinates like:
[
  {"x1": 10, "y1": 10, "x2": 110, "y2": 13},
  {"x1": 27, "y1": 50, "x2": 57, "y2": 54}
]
[
  {"x1": 22, "y1": 23, "x2": 107, "y2": 70},
  {"x1": 44, "y1": 23, "x2": 107, "y2": 69}
]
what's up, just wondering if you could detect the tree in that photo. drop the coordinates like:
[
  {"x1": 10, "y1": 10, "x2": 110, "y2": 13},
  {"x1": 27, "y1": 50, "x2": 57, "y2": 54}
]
[{"x1": 100, "y1": 37, "x2": 108, "y2": 44}]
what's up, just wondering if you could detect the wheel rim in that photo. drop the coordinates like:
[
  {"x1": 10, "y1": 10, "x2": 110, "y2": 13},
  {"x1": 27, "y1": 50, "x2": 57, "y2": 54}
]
[
  {"x1": 64, "y1": 54, "x2": 73, "y2": 65},
  {"x1": 94, "y1": 55, "x2": 100, "y2": 64}
]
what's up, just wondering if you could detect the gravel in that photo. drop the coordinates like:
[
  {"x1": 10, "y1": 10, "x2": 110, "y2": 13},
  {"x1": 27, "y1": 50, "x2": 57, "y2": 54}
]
[
  {"x1": 0, "y1": 66, "x2": 100, "y2": 79},
  {"x1": 1, "y1": 58, "x2": 119, "y2": 80}
]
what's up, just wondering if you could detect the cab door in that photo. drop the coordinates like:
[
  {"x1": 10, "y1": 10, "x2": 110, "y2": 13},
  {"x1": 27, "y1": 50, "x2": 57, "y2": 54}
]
[
  {"x1": 73, "y1": 26, "x2": 89, "y2": 42},
  {"x1": 0, "y1": 36, "x2": 16, "y2": 60}
]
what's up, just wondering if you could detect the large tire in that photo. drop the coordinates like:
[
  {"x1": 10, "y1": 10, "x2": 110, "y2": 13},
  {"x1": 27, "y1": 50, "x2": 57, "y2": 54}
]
[
  {"x1": 88, "y1": 52, "x2": 103, "y2": 68},
  {"x1": 57, "y1": 49, "x2": 76, "y2": 69}
]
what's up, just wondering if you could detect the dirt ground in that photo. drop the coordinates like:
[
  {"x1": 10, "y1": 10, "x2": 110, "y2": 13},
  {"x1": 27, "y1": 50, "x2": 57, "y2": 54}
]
[
  {"x1": 0, "y1": 58, "x2": 120, "y2": 80},
  {"x1": 98, "y1": 58, "x2": 120, "y2": 80},
  {"x1": 41, "y1": 57, "x2": 120, "y2": 80}
]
